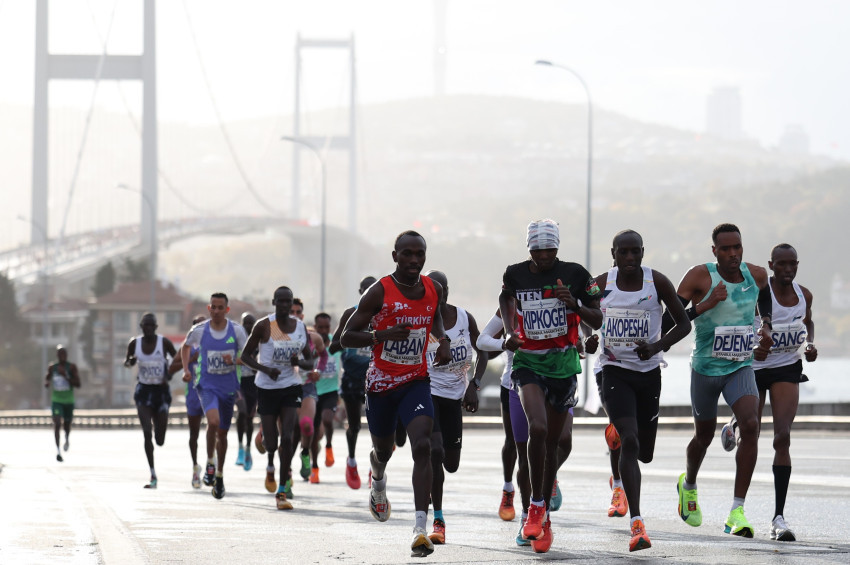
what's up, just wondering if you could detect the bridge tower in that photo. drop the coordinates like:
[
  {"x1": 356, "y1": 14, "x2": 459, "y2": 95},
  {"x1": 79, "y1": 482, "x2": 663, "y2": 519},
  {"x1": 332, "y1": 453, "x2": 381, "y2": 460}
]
[{"x1": 32, "y1": 0, "x2": 158, "y2": 257}]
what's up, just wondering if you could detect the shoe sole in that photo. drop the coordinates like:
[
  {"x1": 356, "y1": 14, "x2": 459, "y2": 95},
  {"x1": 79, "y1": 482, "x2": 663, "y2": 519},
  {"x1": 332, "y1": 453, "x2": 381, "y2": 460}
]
[
  {"x1": 630, "y1": 537, "x2": 652, "y2": 552},
  {"x1": 724, "y1": 525, "x2": 754, "y2": 538},
  {"x1": 428, "y1": 535, "x2": 445, "y2": 545},
  {"x1": 677, "y1": 474, "x2": 701, "y2": 527},
  {"x1": 411, "y1": 536, "x2": 434, "y2": 557}
]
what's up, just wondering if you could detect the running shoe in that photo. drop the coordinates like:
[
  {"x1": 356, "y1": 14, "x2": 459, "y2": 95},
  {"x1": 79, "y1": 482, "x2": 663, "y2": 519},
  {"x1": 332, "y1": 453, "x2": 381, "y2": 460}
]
[
  {"x1": 551, "y1": 481, "x2": 563, "y2": 512},
  {"x1": 605, "y1": 422, "x2": 621, "y2": 451},
  {"x1": 276, "y1": 489, "x2": 293, "y2": 510},
  {"x1": 255, "y1": 428, "x2": 266, "y2": 454},
  {"x1": 608, "y1": 486, "x2": 628, "y2": 517},
  {"x1": 523, "y1": 503, "x2": 546, "y2": 540},
  {"x1": 411, "y1": 526, "x2": 435, "y2": 557},
  {"x1": 63, "y1": 439, "x2": 70, "y2": 452},
  {"x1": 770, "y1": 515, "x2": 796, "y2": 541},
  {"x1": 629, "y1": 518, "x2": 652, "y2": 552},
  {"x1": 428, "y1": 518, "x2": 446, "y2": 544},
  {"x1": 144, "y1": 477, "x2": 158, "y2": 489},
  {"x1": 236, "y1": 445, "x2": 245, "y2": 466},
  {"x1": 299, "y1": 451, "x2": 311, "y2": 480},
  {"x1": 56, "y1": 454, "x2": 63, "y2": 462},
  {"x1": 203, "y1": 462, "x2": 215, "y2": 487},
  {"x1": 499, "y1": 489, "x2": 516, "y2": 521},
  {"x1": 516, "y1": 517, "x2": 531, "y2": 546},
  {"x1": 192, "y1": 464, "x2": 201, "y2": 489},
  {"x1": 724, "y1": 506, "x2": 754, "y2": 537},
  {"x1": 243, "y1": 450, "x2": 253, "y2": 471},
  {"x1": 345, "y1": 463, "x2": 361, "y2": 490},
  {"x1": 531, "y1": 518, "x2": 552, "y2": 553},
  {"x1": 325, "y1": 446, "x2": 335, "y2": 467},
  {"x1": 677, "y1": 472, "x2": 702, "y2": 527},
  {"x1": 309, "y1": 466, "x2": 320, "y2": 484},
  {"x1": 284, "y1": 478, "x2": 294, "y2": 500},
  {"x1": 369, "y1": 477, "x2": 391, "y2": 522},
  {"x1": 264, "y1": 466, "x2": 277, "y2": 493},
  {"x1": 212, "y1": 476, "x2": 225, "y2": 499},
  {"x1": 721, "y1": 417, "x2": 738, "y2": 452}
]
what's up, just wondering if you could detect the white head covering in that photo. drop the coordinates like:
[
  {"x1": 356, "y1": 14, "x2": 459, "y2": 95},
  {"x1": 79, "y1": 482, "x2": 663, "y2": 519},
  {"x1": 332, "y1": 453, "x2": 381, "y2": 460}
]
[{"x1": 527, "y1": 219, "x2": 560, "y2": 250}]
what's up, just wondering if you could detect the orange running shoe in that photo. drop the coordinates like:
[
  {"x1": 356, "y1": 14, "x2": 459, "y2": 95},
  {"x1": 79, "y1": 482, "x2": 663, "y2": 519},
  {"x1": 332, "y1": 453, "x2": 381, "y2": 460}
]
[
  {"x1": 255, "y1": 428, "x2": 266, "y2": 454},
  {"x1": 276, "y1": 491, "x2": 293, "y2": 510},
  {"x1": 523, "y1": 503, "x2": 546, "y2": 540},
  {"x1": 325, "y1": 446, "x2": 335, "y2": 467},
  {"x1": 264, "y1": 467, "x2": 277, "y2": 493},
  {"x1": 608, "y1": 484, "x2": 629, "y2": 517},
  {"x1": 605, "y1": 422, "x2": 621, "y2": 451},
  {"x1": 629, "y1": 518, "x2": 652, "y2": 552},
  {"x1": 309, "y1": 467, "x2": 320, "y2": 484},
  {"x1": 531, "y1": 518, "x2": 553, "y2": 553},
  {"x1": 428, "y1": 518, "x2": 446, "y2": 544},
  {"x1": 499, "y1": 489, "x2": 516, "y2": 521}
]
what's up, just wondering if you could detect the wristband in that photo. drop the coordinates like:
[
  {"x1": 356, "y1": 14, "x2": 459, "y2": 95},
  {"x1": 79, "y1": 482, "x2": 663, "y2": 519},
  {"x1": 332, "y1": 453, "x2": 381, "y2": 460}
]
[
  {"x1": 685, "y1": 305, "x2": 698, "y2": 321},
  {"x1": 370, "y1": 330, "x2": 379, "y2": 345},
  {"x1": 472, "y1": 377, "x2": 481, "y2": 390},
  {"x1": 438, "y1": 336, "x2": 451, "y2": 345}
]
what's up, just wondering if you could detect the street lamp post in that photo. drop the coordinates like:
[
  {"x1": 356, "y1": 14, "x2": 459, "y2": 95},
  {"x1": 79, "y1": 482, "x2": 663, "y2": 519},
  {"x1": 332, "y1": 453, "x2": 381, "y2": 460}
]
[
  {"x1": 116, "y1": 183, "x2": 157, "y2": 314},
  {"x1": 535, "y1": 59, "x2": 594, "y2": 409},
  {"x1": 17, "y1": 215, "x2": 49, "y2": 408},
  {"x1": 281, "y1": 136, "x2": 327, "y2": 312}
]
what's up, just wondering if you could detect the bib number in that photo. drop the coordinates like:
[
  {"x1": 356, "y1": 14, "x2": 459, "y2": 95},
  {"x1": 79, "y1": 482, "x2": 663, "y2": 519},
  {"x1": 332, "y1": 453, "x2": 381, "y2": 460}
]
[
  {"x1": 52, "y1": 373, "x2": 70, "y2": 391},
  {"x1": 272, "y1": 341, "x2": 301, "y2": 366},
  {"x1": 206, "y1": 349, "x2": 236, "y2": 374},
  {"x1": 603, "y1": 308, "x2": 651, "y2": 348},
  {"x1": 138, "y1": 360, "x2": 165, "y2": 384},
  {"x1": 770, "y1": 323, "x2": 807, "y2": 354},
  {"x1": 521, "y1": 297, "x2": 569, "y2": 340},
  {"x1": 712, "y1": 326, "x2": 754, "y2": 361},
  {"x1": 381, "y1": 327, "x2": 427, "y2": 366}
]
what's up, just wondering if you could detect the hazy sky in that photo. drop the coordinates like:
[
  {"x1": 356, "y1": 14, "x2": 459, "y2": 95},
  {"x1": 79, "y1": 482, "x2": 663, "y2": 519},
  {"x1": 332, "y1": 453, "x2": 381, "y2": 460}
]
[{"x1": 1, "y1": 0, "x2": 848, "y2": 156}]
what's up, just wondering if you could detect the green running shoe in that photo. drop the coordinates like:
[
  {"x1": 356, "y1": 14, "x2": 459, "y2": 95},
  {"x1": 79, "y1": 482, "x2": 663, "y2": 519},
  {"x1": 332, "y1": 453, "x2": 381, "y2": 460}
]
[
  {"x1": 677, "y1": 473, "x2": 702, "y2": 527},
  {"x1": 300, "y1": 451, "x2": 311, "y2": 480},
  {"x1": 724, "y1": 506, "x2": 754, "y2": 537}
]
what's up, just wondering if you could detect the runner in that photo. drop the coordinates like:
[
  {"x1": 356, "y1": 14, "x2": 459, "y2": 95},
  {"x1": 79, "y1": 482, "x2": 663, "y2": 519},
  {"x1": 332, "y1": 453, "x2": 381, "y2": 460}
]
[
  {"x1": 290, "y1": 299, "x2": 323, "y2": 482},
  {"x1": 499, "y1": 219, "x2": 602, "y2": 553},
  {"x1": 330, "y1": 276, "x2": 377, "y2": 490},
  {"x1": 124, "y1": 313, "x2": 178, "y2": 489},
  {"x1": 340, "y1": 230, "x2": 451, "y2": 557},
  {"x1": 671, "y1": 223, "x2": 773, "y2": 537},
  {"x1": 309, "y1": 312, "x2": 342, "y2": 484},
  {"x1": 169, "y1": 315, "x2": 206, "y2": 488},
  {"x1": 592, "y1": 229, "x2": 691, "y2": 551},
  {"x1": 45, "y1": 345, "x2": 81, "y2": 462},
  {"x1": 180, "y1": 292, "x2": 248, "y2": 499},
  {"x1": 720, "y1": 243, "x2": 817, "y2": 541},
  {"x1": 422, "y1": 270, "x2": 487, "y2": 545},
  {"x1": 240, "y1": 286, "x2": 314, "y2": 509},
  {"x1": 235, "y1": 313, "x2": 259, "y2": 472}
]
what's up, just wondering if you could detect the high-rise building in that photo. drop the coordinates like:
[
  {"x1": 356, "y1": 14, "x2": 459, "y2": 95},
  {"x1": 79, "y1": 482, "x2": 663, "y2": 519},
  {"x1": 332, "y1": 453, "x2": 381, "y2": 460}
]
[{"x1": 706, "y1": 87, "x2": 742, "y2": 140}]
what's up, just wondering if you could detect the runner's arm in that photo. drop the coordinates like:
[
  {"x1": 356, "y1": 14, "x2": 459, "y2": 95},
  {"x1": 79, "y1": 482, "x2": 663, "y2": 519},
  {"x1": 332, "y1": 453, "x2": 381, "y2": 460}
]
[{"x1": 329, "y1": 307, "x2": 354, "y2": 354}]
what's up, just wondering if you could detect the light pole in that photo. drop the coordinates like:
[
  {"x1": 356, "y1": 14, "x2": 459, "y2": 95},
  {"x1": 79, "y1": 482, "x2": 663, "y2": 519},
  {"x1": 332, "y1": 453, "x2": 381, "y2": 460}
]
[
  {"x1": 281, "y1": 136, "x2": 327, "y2": 312},
  {"x1": 116, "y1": 183, "x2": 156, "y2": 314},
  {"x1": 535, "y1": 59, "x2": 594, "y2": 409},
  {"x1": 17, "y1": 215, "x2": 49, "y2": 408}
]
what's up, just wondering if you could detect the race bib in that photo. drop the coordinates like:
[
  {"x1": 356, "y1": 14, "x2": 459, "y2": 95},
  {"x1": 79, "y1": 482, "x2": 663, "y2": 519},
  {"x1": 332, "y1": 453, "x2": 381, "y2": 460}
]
[
  {"x1": 427, "y1": 337, "x2": 471, "y2": 376},
  {"x1": 770, "y1": 322, "x2": 807, "y2": 354},
  {"x1": 271, "y1": 340, "x2": 302, "y2": 366},
  {"x1": 521, "y1": 297, "x2": 569, "y2": 340},
  {"x1": 712, "y1": 325, "x2": 754, "y2": 361},
  {"x1": 603, "y1": 308, "x2": 651, "y2": 348},
  {"x1": 381, "y1": 327, "x2": 427, "y2": 366},
  {"x1": 138, "y1": 360, "x2": 166, "y2": 385},
  {"x1": 320, "y1": 358, "x2": 339, "y2": 379},
  {"x1": 52, "y1": 372, "x2": 70, "y2": 391},
  {"x1": 206, "y1": 349, "x2": 237, "y2": 374}
]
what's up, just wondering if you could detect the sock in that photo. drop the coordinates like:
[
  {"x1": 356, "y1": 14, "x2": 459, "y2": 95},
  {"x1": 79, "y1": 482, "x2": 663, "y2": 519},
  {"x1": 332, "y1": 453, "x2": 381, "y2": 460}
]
[
  {"x1": 504, "y1": 481, "x2": 514, "y2": 493},
  {"x1": 531, "y1": 498, "x2": 545, "y2": 508},
  {"x1": 521, "y1": 511, "x2": 529, "y2": 520},
  {"x1": 267, "y1": 465, "x2": 275, "y2": 473},
  {"x1": 773, "y1": 465, "x2": 791, "y2": 518},
  {"x1": 207, "y1": 457, "x2": 214, "y2": 466},
  {"x1": 630, "y1": 515, "x2": 643, "y2": 527},
  {"x1": 434, "y1": 509, "x2": 444, "y2": 522},
  {"x1": 372, "y1": 476, "x2": 387, "y2": 491},
  {"x1": 150, "y1": 467, "x2": 156, "y2": 478},
  {"x1": 57, "y1": 445, "x2": 61, "y2": 455},
  {"x1": 347, "y1": 457, "x2": 357, "y2": 467},
  {"x1": 415, "y1": 510, "x2": 428, "y2": 530},
  {"x1": 731, "y1": 496, "x2": 745, "y2": 512},
  {"x1": 301, "y1": 447, "x2": 308, "y2": 457},
  {"x1": 683, "y1": 479, "x2": 697, "y2": 491},
  {"x1": 612, "y1": 478, "x2": 624, "y2": 489},
  {"x1": 216, "y1": 471, "x2": 223, "y2": 478}
]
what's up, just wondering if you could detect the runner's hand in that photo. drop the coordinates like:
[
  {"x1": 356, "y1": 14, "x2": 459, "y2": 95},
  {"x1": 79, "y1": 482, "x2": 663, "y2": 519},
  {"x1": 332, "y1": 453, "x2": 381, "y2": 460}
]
[
  {"x1": 433, "y1": 341, "x2": 451, "y2": 367},
  {"x1": 633, "y1": 340, "x2": 661, "y2": 361},
  {"x1": 804, "y1": 343, "x2": 818, "y2": 362},
  {"x1": 555, "y1": 279, "x2": 578, "y2": 311},
  {"x1": 462, "y1": 382, "x2": 479, "y2": 413},
  {"x1": 306, "y1": 370, "x2": 320, "y2": 383},
  {"x1": 704, "y1": 282, "x2": 727, "y2": 310},
  {"x1": 182, "y1": 369, "x2": 192, "y2": 383},
  {"x1": 267, "y1": 367, "x2": 281, "y2": 380},
  {"x1": 382, "y1": 323, "x2": 413, "y2": 341},
  {"x1": 503, "y1": 332, "x2": 524, "y2": 352},
  {"x1": 584, "y1": 334, "x2": 599, "y2": 354}
]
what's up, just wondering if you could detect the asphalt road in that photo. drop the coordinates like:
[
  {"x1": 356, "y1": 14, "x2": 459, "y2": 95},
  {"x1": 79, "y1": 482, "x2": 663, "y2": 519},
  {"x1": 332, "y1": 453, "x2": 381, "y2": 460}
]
[{"x1": 1, "y1": 427, "x2": 848, "y2": 564}]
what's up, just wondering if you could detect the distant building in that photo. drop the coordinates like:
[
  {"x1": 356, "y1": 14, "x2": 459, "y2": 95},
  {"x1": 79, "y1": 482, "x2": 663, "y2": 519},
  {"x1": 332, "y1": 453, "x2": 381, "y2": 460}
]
[
  {"x1": 779, "y1": 124, "x2": 810, "y2": 154},
  {"x1": 706, "y1": 87, "x2": 743, "y2": 140}
]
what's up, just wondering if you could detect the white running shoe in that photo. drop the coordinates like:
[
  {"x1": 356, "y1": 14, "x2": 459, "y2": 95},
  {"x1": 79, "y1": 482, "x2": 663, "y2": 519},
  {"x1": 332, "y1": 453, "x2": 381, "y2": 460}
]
[
  {"x1": 411, "y1": 526, "x2": 435, "y2": 557},
  {"x1": 720, "y1": 417, "x2": 738, "y2": 452},
  {"x1": 770, "y1": 515, "x2": 796, "y2": 541},
  {"x1": 369, "y1": 479, "x2": 391, "y2": 522}
]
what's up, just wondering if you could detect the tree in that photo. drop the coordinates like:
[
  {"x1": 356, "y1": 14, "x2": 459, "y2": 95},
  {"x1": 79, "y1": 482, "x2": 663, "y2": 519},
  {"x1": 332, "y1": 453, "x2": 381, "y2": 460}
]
[
  {"x1": 91, "y1": 260, "x2": 116, "y2": 297},
  {"x1": 0, "y1": 272, "x2": 41, "y2": 408},
  {"x1": 120, "y1": 257, "x2": 149, "y2": 283},
  {"x1": 0, "y1": 272, "x2": 20, "y2": 346}
]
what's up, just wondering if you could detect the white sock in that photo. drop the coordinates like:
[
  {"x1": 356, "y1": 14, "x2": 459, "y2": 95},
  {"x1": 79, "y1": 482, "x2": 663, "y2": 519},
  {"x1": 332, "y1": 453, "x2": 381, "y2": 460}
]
[
  {"x1": 521, "y1": 511, "x2": 528, "y2": 520},
  {"x1": 372, "y1": 476, "x2": 387, "y2": 491},
  {"x1": 150, "y1": 467, "x2": 156, "y2": 477},
  {"x1": 347, "y1": 457, "x2": 357, "y2": 467},
  {"x1": 504, "y1": 481, "x2": 514, "y2": 493},
  {"x1": 630, "y1": 515, "x2": 643, "y2": 527},
  {"x1": 531, "y1": 498, "x2": 545, "y2": 508},
  {"x1": 415, "y1": 510, "x2": 428, "y2": 530},
  {"x1": 57, "y1": 445, "x2": 61, "y2": 455},
  {"x1": 612, "y1": 478, "x2": 624, "y2": 489},
  {"x1": 732, "y1": 497, "x2": 745, "y2": 512},
  {"x1": 683, "y1": 479, "x2": 697, "y2": 490}
]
